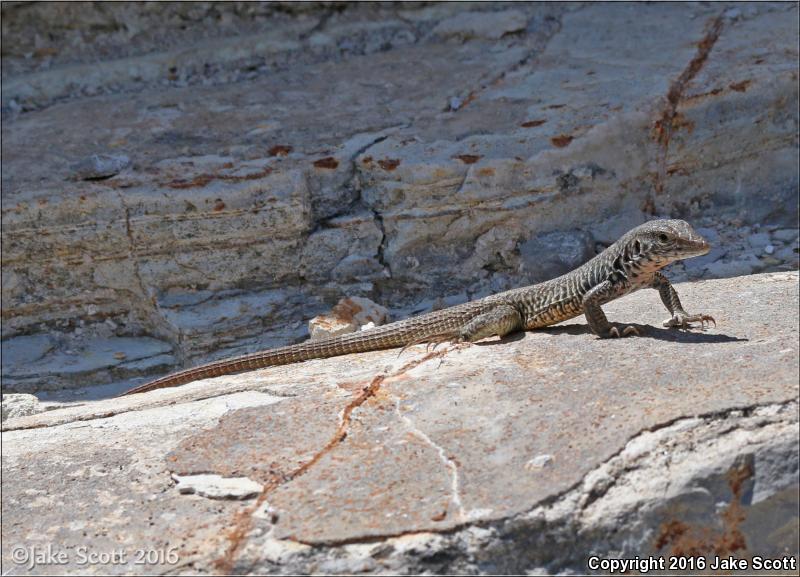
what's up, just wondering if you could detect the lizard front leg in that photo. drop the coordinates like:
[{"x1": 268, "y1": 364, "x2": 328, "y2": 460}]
[
  {"x1": 651, "y1": 272, "x2": 715, "y2": 329},
  {"x1": 582, "y1": 280, "x2": 639, "y2": 338}
]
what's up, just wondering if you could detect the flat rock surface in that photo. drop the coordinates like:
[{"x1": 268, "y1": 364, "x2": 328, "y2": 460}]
[{"x1": 2, "y1": 272, "x2": 798, "y2": 574}]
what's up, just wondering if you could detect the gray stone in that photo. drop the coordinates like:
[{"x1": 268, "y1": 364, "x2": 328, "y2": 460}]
[
  {"x1": 1, "y1": 273, "x2": 797, "y2": 574},
  {"x1": 772, "y1": 228, "x2": 799, "y2": 242},
  {"x1": 695, "y1": 226, "x2": 721, "y2": 246},
  {"x1": 2, "y1": 336, "x2": 175, "y2": 392},
  {"x1": 432, "y1": 10, "x2": 528, "y2": 41},
  {"x1": 683, "y1": 246, "x2": 727, "y2": 271},
  {"x1": 0, "y1": 334, "x2": 55, "y2": 370},
  {"x1": 704, "y1": 254, "x2": 763, "y2": 278},
  {"x1": 525, "y1": 454, "x2": 554, "y2": 470},
  {"x1": 519, "y1": 230, "x2": 595, "y2": 283},
  {"x1": 1, "y1": 394, "x2": 43, "y2": 422},
  {"x1": 748, "y1": 232, "x2": 772, "y2": 249},
  {"x1": 775, "y1": 244, "x2": 800, "y2": 265},
  {"x1": 309, "y1": 297, "x2": 390, "y2": 340},
  {"x1": 69, "y1": 153, "x2": 130, "y2": 180},
  {"x1": 172, "y1": 473, "x2": 263, "y2": 500}
]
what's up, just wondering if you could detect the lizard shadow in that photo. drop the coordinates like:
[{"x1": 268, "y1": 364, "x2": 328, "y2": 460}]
[{"x1": 535, "y1": 322, "x2": 747, "y2": 344}]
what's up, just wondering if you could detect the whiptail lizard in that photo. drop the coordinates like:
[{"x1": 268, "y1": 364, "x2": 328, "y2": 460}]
[{"x1": 122, "y1": 219, "x2": 715, "y2": 396}]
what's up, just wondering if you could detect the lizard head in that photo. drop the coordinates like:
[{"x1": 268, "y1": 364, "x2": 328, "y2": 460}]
[{"x1": 626, "y1": 219, "x2": 711, "y2": 266}]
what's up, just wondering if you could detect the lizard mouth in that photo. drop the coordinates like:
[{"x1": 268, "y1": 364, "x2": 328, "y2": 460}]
[{"x1": 673, "y1": 237, "x2": 710, "y2": 260}]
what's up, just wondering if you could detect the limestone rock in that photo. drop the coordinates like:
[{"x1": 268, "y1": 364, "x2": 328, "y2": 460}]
[
  {"x1": 2, "y1": 273, "x2": 797, "y2": 574},
  {"x1": 309, "y1": 296, "x2": 390, "y2": 340},
  {"x1": 431, "y1": 9, "x2": 529, "y2": 40},
  {"x1": 1, "y1": 394, "x2": 43, "y2": 422},
  {"x1": 172, "y1": 473, "x2": 263, "y2": 500},
  {"x1": 69, "y1": 153, "x2": 130, "y2": 180}
]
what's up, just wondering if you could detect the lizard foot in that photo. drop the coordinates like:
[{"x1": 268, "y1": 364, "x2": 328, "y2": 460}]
[
  {"x1": 663, "y1": 313, "x2": 716, "y2": 329},
  {"x1": 399, "y1": 332, "x2": 460, "y2": 356},
  {"x1": 607, "y1": 325, "x2": 640, "y2": 338}
]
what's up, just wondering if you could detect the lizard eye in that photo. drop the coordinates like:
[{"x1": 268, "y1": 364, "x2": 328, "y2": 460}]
[{"x1": 658, "y1": 233, "x2": 669, "y2": 242}]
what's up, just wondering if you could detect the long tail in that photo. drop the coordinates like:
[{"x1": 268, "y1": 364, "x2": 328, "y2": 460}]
[{"x1": 118, "y1": 302, "x2": 487, "y2": 396}]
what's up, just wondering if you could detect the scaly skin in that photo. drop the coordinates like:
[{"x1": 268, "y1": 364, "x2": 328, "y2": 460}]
[{"x1": 121, "y1": 219, "x2": 714, "y2": 396}]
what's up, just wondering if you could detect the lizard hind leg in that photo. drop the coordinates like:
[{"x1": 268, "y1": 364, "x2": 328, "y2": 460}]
[
  {"x1": 458, "y1": 304, "x2": 525, "y2": 343},
  {"x1": 397, "y1": 303, "x2": 525, "y2": 356}
]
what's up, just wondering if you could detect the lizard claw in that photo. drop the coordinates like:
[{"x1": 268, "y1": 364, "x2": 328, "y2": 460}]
[
  {"x1": 663, "y1": 313, "x2": 716, "y2": 329},
  {"x1": 608, "y1": 325, "x2": 639, "y2": 338}
]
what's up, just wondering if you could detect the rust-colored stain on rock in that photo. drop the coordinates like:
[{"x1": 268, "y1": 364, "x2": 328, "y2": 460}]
[
  {"x1": 550, "y1": 135, "x2": 574, "y2": 148},
  {"x1": 477, "y1": 167, "x2": 495, "y2": 177},
  {"x1": 454, "y1": 154, "x2": 482, "y2": 164},
  {"x1": 729, "y1": 80, "x2": 751, "y2": 92},
  {"x1": 269, "y1": 145, "x2": 293, "y2": 157},
  {"x1": 212, "y1": 199, "x2": 226, "y2": 212},
  {"x1": 521, "y1": 119, "x2": 547, "y2": 128},
  {"x1": 167, "y1": 174, "x2": 215, "y2": 189},
  {"x1": 672, "y1": 112, "x2": 695, "y2": 133},
  {"x1": 361, "y1": 156, "x2": 373, "y2": 165},
  {"x1": 165, "y1": 167, "x2": 273, "y2": 189},
  {"x1": 653, "y1": 460, "x2": 752, "y2": 557},
  {"x1": 313, "y1": 157, "x2": 339, "y2": 169},
  {"x1": 377, "y1": 158, "x2": 401, "y2": 171}
]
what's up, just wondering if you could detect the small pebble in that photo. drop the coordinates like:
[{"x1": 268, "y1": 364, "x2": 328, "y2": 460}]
[
  {"x1": 525, "y1": 454, "x2": 554, "y2": 470},
  {"x1": 70, "y1": 154, "x2": 130, "y2": 180},
  {"x1": 747, "y1": 232, "x2": 771, "y2": 249},
  {"x1": 764, "y1": 244, "x2": 775, "y2": 255},
  {"x1": 772, "y1": 229, "x2": 799, "y2": 242}
]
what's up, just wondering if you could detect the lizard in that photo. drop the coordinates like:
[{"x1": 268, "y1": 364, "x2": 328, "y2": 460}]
[{"x1": 121, "y1": 218, "x2": 715, "y2": 396}]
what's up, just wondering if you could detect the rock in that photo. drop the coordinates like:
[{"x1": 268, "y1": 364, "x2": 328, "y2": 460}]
[
  {"x1": 1, "y1": 333, "x2": 55, "y2": 369},
  {"x1": 694, "y1": 226, "x2": 721, "y2": 246},
  {"x1": 172, "y1": 473, "x2": 263, "y2": 500},
  {"x1": 309, "y1": 297, "x2": 390, "y2": 340},
  {"x1": 748, "y1": 232, "x2": 772, "y2": 249},
  {"x1": 764, "y1": 244, "x2": 775, "y2": 255},
  {"x1": 519, "y1": 230, "x2": 595, "y2": 283},
  {"x1": 525, "y1": 454, "x2": 554, "y2": 470},
  {"x1": 1, "y1": 394, "x2": 43, "y2": 421},
  {"x1": 69, "y1": 153, "x2": 130, "y2": 180},
  {"x1": 704, "y1": 254, "x2": 763, "y2": 278},
  {"x1": 775, "y1": 244, "x2": 800, "y2": 265},
  {"x1": 772, "y1": 228, "x2": 799, "y2": 243},
  {"x1": 2, "y1": 273, "x2": 797, "y2": 574},
  {"x1": 682, "y1": 246, "x2": 727, "y2": 271},
  {"x1": 2, "y1": 335, "x2": 175, "y2": 393},
  {"x1": 432, "y1": 10, "x2": 528, "y2": 40}
]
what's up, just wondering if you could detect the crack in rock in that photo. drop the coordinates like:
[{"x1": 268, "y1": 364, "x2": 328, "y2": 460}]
[
  {"x1": 245, "y1": 400, "x2": 797, "y2": 573},
  {"x1": 393, "y1": 395, "x2": 466, "y2": 522},
  {"x1": 217, "y1": 348, "x2": 451, "y2": 572}
]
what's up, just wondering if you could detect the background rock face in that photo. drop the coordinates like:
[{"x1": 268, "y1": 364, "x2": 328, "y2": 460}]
[{"x1": 1, "y1": 2, "x2": 798, "y2": 393}]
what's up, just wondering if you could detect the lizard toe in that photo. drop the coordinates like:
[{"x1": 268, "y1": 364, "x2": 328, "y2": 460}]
[{"x1": 622, "y1": 325, "x2": 640, "y2": 337}]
